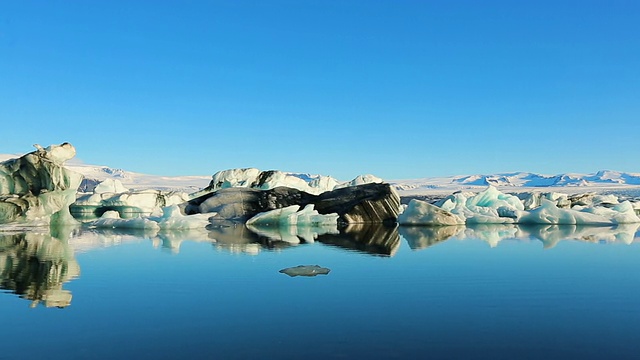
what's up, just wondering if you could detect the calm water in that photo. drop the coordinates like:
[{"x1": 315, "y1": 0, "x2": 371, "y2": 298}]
[{"x1": 1, "y1": 223, "x2": 640, "y2": 359}]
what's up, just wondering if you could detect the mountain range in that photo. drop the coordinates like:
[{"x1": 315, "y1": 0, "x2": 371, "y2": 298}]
[
  {"x1": 393, "y1": 170, "x2": 640, "y2": 194},
  {"x1": 2, "y1": 153, "x2": 639, "y2": 194}
]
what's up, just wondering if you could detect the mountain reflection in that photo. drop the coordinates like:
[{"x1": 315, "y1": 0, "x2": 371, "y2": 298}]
[{"x1": 0, "y1": 229, "x2": 79, "y2": 308}]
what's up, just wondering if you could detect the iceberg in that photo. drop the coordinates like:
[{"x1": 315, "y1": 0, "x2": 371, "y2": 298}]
[
  {"x1": 431, "y1": 187, "x2": 522, "y2": 224},
  {"x1": 187, "y1": 182, "x2": 400, "y2": 225},
  {"x1": 72, "y1": 178, "x2": 190, "y2": 218},
  {"x1": 203, "y1": 168, "x2": 339, "y2": 195},
  {"x1": 202, "y1": 168, "x2": 381, "y2": 196},
  {"x1": 245, "y1": 204, "x2": 339, "y2": 244},
  {"x1": 517, "y1": 191, "x2": 571, "y2": 210},
  {"x1": 518, "y1": 199, "x2": 639, "y2": 225},
  {"x1": 246, "y1": 204, "x2": 339, "y2": 227},
  {"x1": 150, "y1": 205, "x2": 212, "y2": 230},
  {"x1": 88, "y1": 205, "x2": 213, "y2": 232},
  {"x1": 0, "y1": 143, "x2": 82, "y2": 226},
  {"x1": 88, "y1": 210, "x2": 161, "y2": 230},
  {"x1": 400, "y1": 186, "x2": 640, "y2": 226},
  {"x1": 398, "y1": 199, "x2": 465, "y2": 226}
]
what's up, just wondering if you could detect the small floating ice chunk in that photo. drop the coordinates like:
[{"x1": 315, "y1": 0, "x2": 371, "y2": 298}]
[{"x1": 279, "y1": 265, "x2": 331, "y2": 277}]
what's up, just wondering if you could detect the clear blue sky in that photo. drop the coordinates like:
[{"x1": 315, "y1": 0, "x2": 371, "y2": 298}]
[{"x1": 1, "y1": 1, "x2": 639, "y2": 180}]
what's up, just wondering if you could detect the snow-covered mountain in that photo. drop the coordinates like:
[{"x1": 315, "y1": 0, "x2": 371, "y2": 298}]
[
  {"x1": 67, "y1": 162, "x2": 211, "y2": 193},
  {"x1": 2, "y1": 153, "x2": 639, "y2": 195},
  {"x1": 0, "y1": 153, "x2": 211, "y2": 193},
  {"x1": 391, "y1": 170, "x2": 640, "y2": 194}
]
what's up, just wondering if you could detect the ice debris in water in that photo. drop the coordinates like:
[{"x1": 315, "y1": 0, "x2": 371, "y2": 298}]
[
  {"x1": 399, "y1": 186, "x2": 640, "y2": 226},
  {"x1": 89, "y1": 210, "x2": 161, "y2": 230},
  {"x1": 279, "y1": 265, "x2": 331, "y2": 277},
  {"x1": 89, "y1": 205, "x2": 212, "y2": 230}
]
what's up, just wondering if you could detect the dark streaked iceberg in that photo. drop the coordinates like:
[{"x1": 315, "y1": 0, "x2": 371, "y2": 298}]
[
  {"x1": 0, "y1": 143, "x2": 82, "y2": 226},
  {"x1": 184, "y1": 182, "x2": 400, "y2": 225}
]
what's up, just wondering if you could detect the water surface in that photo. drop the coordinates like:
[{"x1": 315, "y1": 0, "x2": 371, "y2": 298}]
[{"x1": 1, "y1": 224, "x2": 639, "y2": 359}]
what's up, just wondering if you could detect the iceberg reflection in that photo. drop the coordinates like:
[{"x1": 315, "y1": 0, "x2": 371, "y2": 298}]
[
  {"x1": 0, "y1": 229, "x2": 79, "y2": 308},
  {"x1": 399, "y1": 225, "x2": 464, "y2": 250},
  {"x1": 519, "y1": 223, "x2": 640, "y2": 249},
  {"x1": 316, "y1": 224, "x2": 401, "y2": 256},
  {"x1": 206, "y1": 224, "x2": 297, "y2": 254},
  {"x1": 399, "y1": 223, "x2": 640, "y2": 251},
  {"x1": 215, "y1": 223, "x2": 401, "y2": 256}
]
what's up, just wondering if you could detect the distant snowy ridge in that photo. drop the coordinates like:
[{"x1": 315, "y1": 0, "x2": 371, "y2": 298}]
[
  {"x1": 0, "y1": 153, "x2": 211, "y2": 193},
  {"x1": 391, "y1": 170, "x2": 640, "y2": 194},
  {"x1": 2, "y1": 153, "x2": 638, "y2": 195}
]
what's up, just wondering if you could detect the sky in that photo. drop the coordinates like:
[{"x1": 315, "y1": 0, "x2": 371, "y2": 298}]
[{"x1": 1, "y1": 1, "x2": 639, "y2": 181}]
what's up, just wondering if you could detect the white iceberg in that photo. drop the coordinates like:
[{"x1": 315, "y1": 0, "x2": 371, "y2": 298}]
[
  {"x1": 246, "y1": 204, "x2": 339, "y2": 227},
  {"x1": 94, "y1": 178, "x2": 129, "y2": 194},
  {"x1": 73, "y1": 178, "x2": 190, "y2": 217},
  {"x1": 202, "y1": 168, "x2": 382, "y2": 196},
  {"x1": 518, "y1": 199, "x2": 640, "y2": 225},
  {"x1": 398, "y1": 199, "x2": 465, "y2": 226},
  {"x1": 245, "y1": 204, "x2": 339, "y2": 243},
  {"x1": 88, "y1": 204, "x2": 214, "y2": 232},
  {"x1": 517, "y1": 191, "x2": 570, "y2": 210},
  {"x1": 88, "y1": 211, "x2": 161, "y2": 230},
  {"x1": 150, "y1": 205, "x2": 212, "y2": 230},
  {"x1": 434, "y1": 186, "x2": 522, "y2": 224}
]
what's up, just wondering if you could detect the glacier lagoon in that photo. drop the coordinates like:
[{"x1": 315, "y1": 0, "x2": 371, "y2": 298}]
[
  {"x1": 2, "y1": 223, "x2": 640, "y2": 359},
  {"x1": 3, "y1": 144, "x2": 640, "y2": 358}
]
